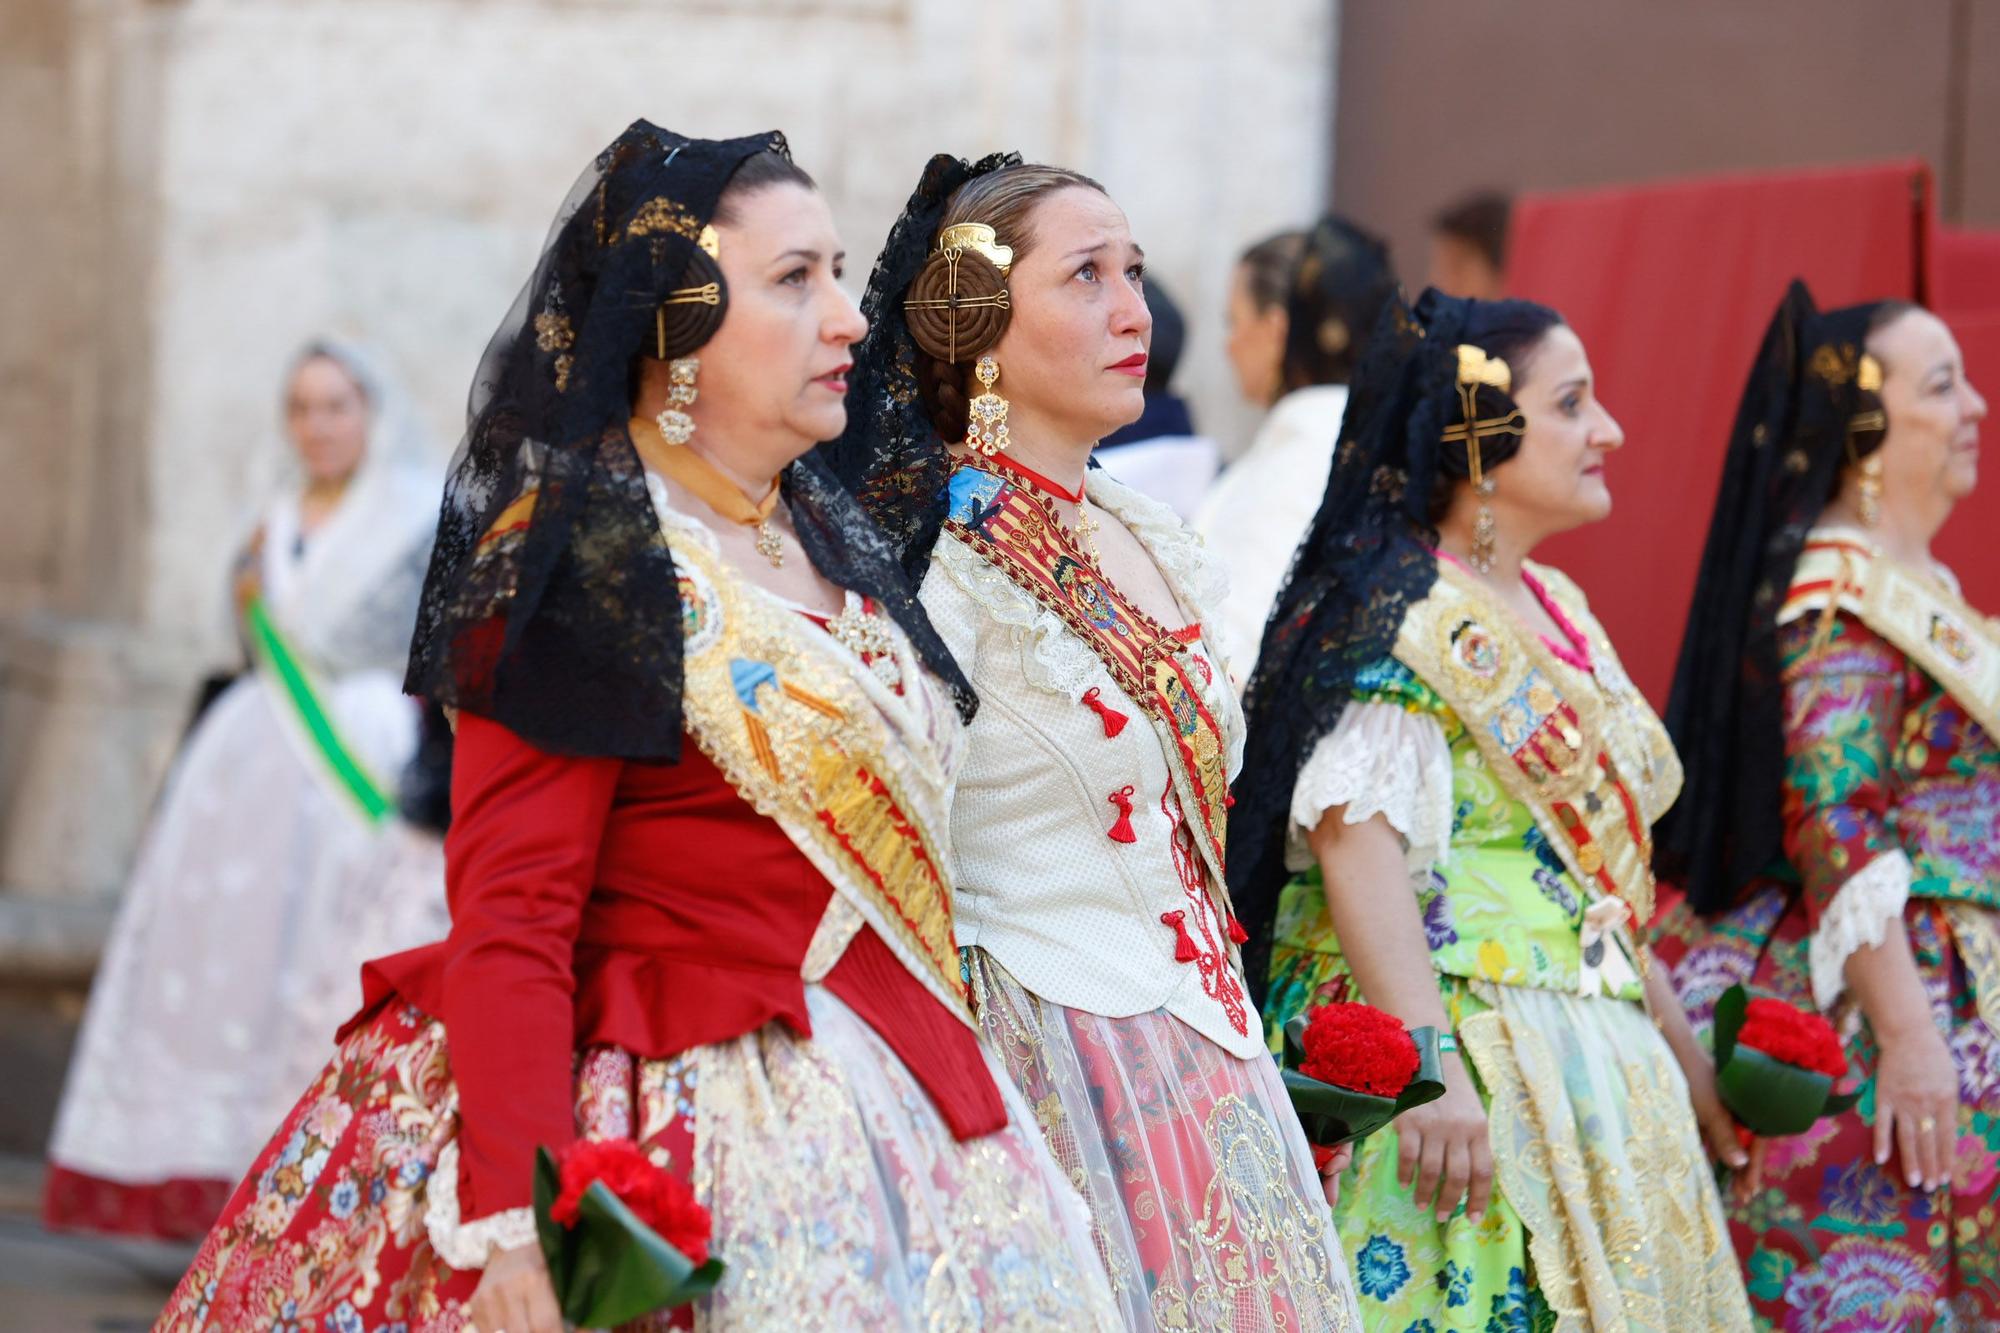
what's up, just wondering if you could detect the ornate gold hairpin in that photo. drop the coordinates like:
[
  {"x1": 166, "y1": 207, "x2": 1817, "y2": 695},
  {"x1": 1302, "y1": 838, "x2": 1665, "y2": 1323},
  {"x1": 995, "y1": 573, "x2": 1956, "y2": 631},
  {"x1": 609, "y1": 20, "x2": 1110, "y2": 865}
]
[
  {"x1": 1857, "y1": 352, "x2": 1883, "y2": 394},
  {"x1": 1456, "y1": 343, "x2": 1513, "y2": 393},
  {"x1": 903, "y1": 221, "x2": 1014, "y2": 364},
  {"x1": 936, "y1": 222, "x2": 1013, "y2": 274},
  {"x1": 1444, "y1": 343, "x2": 1526, "y2": 574}
]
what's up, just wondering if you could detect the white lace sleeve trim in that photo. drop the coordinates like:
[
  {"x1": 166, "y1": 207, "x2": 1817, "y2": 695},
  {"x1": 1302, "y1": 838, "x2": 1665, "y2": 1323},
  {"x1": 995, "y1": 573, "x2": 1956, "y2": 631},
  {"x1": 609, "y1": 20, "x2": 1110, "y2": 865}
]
[
  {"x1": 424, "y1": 1138, "x2": 537, "y2": 1270},
  {"x1": 1284, "y1": 701, "x2": 1454, "y2": 875},
  {"x1": 1809, "y1": 849, "x2": 1913, "y2": 1010}
]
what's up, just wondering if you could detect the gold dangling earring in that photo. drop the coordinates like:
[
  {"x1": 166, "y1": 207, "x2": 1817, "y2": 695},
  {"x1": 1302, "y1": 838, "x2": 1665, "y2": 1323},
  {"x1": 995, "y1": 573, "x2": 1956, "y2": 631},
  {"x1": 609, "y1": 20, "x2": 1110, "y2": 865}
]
[
  {"x1": 1857, "y1": 451, "x2": 1884, "y2": 528},
  {"x1": 966, "y1": 354, "x2": 1012, "y2": 457},
  {"x1": 655, "y1": 355, "x2": 699, "y2": 447},
  {"x1": 1467, "y1": 438, "x2": 1499, "y2": 574}
]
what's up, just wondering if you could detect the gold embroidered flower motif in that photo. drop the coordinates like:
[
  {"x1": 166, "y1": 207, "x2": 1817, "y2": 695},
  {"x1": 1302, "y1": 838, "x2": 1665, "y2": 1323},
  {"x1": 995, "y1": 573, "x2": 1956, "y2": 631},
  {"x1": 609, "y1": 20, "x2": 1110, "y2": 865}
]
[
  {"x1": 826, "y1": 603, "x2": 903, "y2": 689},
  {"x1": 621, "y1": 196, "x2": 704, "y2": 242},
  {"x1": 1808, "y1": 342, "x2": 1861, "y2": 386},
  {"x1": 533, "y1": 310, "x2": 574, "y2": 353}
]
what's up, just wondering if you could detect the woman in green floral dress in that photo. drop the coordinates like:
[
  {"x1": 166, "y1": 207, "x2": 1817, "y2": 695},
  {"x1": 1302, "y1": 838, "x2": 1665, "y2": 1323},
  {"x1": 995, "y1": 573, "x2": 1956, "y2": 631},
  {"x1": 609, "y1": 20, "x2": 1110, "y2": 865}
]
[{"x1": 1231, "y1": 289, "x2": 1754, "y2": 1332}]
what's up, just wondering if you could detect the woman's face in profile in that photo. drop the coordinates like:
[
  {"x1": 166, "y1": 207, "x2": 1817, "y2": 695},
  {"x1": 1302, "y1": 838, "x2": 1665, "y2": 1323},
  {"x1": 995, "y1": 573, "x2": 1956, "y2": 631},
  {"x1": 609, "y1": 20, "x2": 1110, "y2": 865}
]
[
  {"x1": 694, "y1": 182, "x2": 868, "y2": 455},
  {"x1": 1868, "y1": 307, "x2": 1986, "y2": 512}
]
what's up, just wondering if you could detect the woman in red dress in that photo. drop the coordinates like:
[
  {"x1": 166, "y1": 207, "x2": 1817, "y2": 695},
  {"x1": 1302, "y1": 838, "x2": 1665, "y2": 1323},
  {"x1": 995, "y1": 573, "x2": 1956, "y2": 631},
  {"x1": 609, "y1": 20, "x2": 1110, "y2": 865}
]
[{"x1": 157, "y1": 122, "x2": 1119, "y2": 1333}]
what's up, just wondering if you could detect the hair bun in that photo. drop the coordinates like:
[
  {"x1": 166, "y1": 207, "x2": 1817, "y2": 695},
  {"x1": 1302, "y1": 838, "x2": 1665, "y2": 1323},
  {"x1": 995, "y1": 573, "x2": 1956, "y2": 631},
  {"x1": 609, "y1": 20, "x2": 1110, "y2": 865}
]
[
  {"x1": 903, "y1": 248, "x2": 1010, "y2": 365},
  {"x1": 654, "y1": 248, "x2": 728, "y2": 360}
]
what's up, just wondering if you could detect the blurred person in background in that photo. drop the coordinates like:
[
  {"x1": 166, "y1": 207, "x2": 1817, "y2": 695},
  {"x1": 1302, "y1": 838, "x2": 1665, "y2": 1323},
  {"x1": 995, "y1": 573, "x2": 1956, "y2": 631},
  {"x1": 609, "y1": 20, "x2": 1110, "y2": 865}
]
[
  {"x1": 1221, "y1": 228, "x2": 1306, "y2": 415},
  {"x1": 1093, "y1": 277, "x2": 1221, "y2": 518},
  {"x1": 1196, "y1": 215, "x2": 1397, "y2": 683},
  {"x1": 1427, "y1": 189, "x2": 1511, "y2": 301},
  {"x1": 44, "y1": 338, "x2": 446, "y2": 1243},
  {"x1": 159, "y1": 124, "x2": 1119, "y2": 1333},
  {"x1": 1232, "y1": 289, "x2": 1755, "y2": 1332},
  {"x1": 1654, "y1": 284, "x2": 1997, "y2": 1329}
]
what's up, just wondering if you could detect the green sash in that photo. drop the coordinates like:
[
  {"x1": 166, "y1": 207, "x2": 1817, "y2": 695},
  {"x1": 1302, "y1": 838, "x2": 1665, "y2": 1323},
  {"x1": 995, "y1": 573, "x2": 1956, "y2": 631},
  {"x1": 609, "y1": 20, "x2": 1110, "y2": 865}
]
[{"x1": 244, "y1": 595, "x2": 395, "y2": 825}]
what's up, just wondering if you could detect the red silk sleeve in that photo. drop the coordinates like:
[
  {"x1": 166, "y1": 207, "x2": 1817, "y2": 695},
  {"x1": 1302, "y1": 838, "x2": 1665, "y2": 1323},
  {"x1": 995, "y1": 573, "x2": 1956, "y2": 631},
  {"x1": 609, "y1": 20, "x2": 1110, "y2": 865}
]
[{"x1": 441, "y1": 713, "x2": 621, "y2": 1220}]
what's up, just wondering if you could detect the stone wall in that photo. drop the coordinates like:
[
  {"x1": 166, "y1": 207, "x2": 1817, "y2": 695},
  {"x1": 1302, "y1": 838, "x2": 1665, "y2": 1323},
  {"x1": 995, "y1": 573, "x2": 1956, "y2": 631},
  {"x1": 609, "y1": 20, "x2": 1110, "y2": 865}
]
[{"x1": 0, "y1": 0, "x2": 1335, "y2": 922}]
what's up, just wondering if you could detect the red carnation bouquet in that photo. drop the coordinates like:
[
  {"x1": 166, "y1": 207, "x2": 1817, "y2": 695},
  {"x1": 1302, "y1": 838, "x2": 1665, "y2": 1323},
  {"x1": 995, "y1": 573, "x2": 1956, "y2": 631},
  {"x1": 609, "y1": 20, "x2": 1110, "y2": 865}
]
[
  {"x1": 1280, "y1": 1002, "x2": 1445, "y2": 1149},
  {"x1": 533, "y1": 1139, "x2": 724, "y2": 1325},
  {"x1": 1711, "y1": 984, "x2": 1858, "y2": 1137}
]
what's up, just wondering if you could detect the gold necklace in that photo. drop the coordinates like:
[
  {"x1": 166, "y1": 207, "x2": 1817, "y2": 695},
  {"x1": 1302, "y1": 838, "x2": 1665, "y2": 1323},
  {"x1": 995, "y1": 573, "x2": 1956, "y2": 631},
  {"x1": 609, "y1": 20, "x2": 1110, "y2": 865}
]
[{"x1": 632, "y1": 417, "x2": 786, "y2": 567}]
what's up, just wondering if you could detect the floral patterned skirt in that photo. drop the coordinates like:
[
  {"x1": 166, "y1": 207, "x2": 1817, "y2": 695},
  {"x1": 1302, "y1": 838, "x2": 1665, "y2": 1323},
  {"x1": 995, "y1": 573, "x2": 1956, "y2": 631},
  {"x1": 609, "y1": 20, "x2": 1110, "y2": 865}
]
[
  {"x1": 158, "y1": 987, "x2": 1122, "y2": 1332},
  {"x1": 1268, "y1": 875, "x2": 1751, "y2": 1332},
  {"x1": 1656, "y1": 887, "x2": 2000, "y2": 1331},
  {"x1": 965, "y1": 947, "x2": 1362, "y2": 1332}
]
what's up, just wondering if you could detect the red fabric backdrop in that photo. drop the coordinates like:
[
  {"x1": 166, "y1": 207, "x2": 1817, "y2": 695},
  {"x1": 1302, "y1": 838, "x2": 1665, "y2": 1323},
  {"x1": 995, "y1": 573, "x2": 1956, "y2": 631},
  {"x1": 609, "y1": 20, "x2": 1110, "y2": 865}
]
[
  {"x1": 1502, "y1": 161, "x2": 2000, "y2": 707},
  {"x1": 1931, "y1": 225, "x2": 2000, "y2": 603}
]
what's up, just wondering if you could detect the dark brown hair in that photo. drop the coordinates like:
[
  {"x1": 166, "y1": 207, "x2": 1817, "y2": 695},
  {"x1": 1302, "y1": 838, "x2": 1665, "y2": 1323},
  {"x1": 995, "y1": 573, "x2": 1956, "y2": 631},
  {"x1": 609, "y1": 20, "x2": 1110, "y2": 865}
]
[
  {"x1": 1431, "y1": 191, "x2": 1512, "y2": 272},
  {"x1": 712, "y1": 150, "x2": 817, "y2": 225},
  {"x1": 1424, "y1": 299, "x2": 1565, "y2": 523},
  {"x1": 1832, "y1": 298, "x2": 1919, "y2": 477},
  {"x1": 1236, "y1": 229, "x2": 1306, "y2": 313}
]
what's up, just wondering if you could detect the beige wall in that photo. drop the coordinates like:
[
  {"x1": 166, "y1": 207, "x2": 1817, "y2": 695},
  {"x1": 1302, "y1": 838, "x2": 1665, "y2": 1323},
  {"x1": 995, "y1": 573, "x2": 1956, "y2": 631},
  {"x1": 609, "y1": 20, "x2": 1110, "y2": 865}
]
[
  {"x1": 0, "y1": 0, "x2": 1336, "y2": 909},
  {"x1": 1332, "y1": 0, "x2": 1984, "y2": 292}
]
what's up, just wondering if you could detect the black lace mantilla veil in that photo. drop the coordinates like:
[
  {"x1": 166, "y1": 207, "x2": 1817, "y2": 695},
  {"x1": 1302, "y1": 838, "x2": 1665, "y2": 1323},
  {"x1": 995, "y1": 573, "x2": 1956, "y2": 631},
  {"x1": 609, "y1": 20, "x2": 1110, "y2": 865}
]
[
  {"x1": 1654, "y1": 280, "x2": 1887, "y2": 914},
  {"x1": 405, "y1": 121, "x2": 973, "y2": 759},
  {"x1": 822, "y1": 150, "x2": 1023, "y2": 584},
  {"x1": 1229, "y1": 288, "x2": 1496, "y2": 996}
]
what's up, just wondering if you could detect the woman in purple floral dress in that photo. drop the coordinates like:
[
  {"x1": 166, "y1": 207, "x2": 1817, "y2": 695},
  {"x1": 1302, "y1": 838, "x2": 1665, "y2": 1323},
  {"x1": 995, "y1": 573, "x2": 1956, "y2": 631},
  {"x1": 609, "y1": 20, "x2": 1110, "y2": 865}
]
[{"x1": 1654, "y1": 282, "x2": 1998, "y2": 1330}]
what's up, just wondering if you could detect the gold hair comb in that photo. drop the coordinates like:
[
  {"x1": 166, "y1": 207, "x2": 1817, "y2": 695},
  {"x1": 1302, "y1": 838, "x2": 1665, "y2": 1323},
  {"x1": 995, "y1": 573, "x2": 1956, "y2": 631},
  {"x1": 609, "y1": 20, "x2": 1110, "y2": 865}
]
[
  {"x1": 937, "y1": 222, "x2": 1013, "y2": 274},
  {"x1": 1456, "y1": 344, "x2": 1513, "y2": 393}
]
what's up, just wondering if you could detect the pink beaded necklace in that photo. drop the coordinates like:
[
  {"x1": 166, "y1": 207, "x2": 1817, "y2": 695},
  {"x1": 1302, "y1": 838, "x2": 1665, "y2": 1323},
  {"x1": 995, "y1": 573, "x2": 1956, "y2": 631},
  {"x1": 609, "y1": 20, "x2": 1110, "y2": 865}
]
[{"x1": 1434, "y1": 550, "x2": 1595, "y2": 673}]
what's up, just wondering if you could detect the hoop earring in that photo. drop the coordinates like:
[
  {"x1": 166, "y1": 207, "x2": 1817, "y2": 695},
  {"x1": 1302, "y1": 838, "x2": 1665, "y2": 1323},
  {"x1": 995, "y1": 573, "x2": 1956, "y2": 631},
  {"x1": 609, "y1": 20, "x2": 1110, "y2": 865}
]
[
  {"x1": 967, "y1": 355, "x2": 1011, "y2": 457},
  {"x1": 655, "y1": 356, "x2": 699, "y2": 446},
  {"x1": 1857, "y1": 451, "x2": 1884, "y2": 528}
]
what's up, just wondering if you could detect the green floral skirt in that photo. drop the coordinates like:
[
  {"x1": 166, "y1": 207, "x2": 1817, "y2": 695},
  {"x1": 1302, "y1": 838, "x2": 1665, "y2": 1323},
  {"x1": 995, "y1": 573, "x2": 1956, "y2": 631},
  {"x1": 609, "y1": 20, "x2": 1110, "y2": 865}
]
[{"x1": 1267, "y1": 873, "x2": 1753, "y2": 1332}]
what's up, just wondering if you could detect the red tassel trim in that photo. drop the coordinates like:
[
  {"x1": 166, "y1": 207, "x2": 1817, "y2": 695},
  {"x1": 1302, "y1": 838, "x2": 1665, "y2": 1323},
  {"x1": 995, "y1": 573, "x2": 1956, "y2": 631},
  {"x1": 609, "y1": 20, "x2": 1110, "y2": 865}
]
[
  {"x1": 1080, "y1": 686, "x2": 1129, "y2": 738},
  {"x1": 1106, "y1": 785, "x2": 1138, "y2": 843},
  {"x1": 1227, "y1": 913, "x2": 1249, "y2": 946},
  {"x1": 1160, "y1": 910, "x2": 1200, "y2": 962}
]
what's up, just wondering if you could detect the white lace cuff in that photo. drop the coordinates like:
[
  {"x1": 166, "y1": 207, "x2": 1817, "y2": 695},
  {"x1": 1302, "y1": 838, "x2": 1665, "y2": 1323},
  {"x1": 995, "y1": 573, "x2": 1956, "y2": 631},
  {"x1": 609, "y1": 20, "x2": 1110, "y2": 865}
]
[
  {"x1": 1809, "y1": 850, "x2": 1913, "y2": 1010},
  {"x1": 425, "y1": 1139, "x2": 537, "y2": 1270},
  {"x1": 1285, "y1": 701, "x2": 1454, "y2": 875}
]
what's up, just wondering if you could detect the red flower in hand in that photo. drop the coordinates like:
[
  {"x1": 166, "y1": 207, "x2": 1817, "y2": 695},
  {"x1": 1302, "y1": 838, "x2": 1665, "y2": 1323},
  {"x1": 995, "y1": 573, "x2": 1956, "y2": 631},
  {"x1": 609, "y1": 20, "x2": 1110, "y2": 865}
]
[
  {"x1": 1737, "y1": 997, "x2": 1847, "y2": 1079},
  {"x1": 549, "y1": 1138, "x2": 713, "y2": 1266},
  {"x1": 1299, "y1": 1002, "x2": 1421, "y2": 1098}
]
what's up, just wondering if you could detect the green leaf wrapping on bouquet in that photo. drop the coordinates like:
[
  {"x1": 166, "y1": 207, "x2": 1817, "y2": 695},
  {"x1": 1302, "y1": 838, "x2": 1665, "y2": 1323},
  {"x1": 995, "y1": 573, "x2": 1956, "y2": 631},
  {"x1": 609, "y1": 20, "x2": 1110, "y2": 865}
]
[
  {"x1": 1279, "y1": 1018, "x2": 1446, "y2": 1149},
  {"x1": 1710, "y1": 984, "x2": 1860, "y2": 1138},
  {"x1": 533, "y1": 1146, "x2": 726, "y2": 1327}
]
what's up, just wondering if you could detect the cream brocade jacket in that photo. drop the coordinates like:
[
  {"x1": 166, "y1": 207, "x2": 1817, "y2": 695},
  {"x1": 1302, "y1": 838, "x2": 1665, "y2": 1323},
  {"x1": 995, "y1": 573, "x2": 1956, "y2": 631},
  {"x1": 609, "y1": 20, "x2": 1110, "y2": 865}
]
[{"x1": 920, "y1": 466, "x2": 1265, "y2": 1060}]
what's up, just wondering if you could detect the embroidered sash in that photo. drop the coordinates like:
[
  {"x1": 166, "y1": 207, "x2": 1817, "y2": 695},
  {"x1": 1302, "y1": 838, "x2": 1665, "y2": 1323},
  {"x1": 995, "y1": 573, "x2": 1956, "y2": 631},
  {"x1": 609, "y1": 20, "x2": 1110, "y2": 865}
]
[
  {"x1": 1782, "y1": 532, "x2": 2000, "y2": 1034},
  {"x1": 1782, "y1": 533, "x2": 2000, "y2": 744},
  {"x1": 668, "y1": 529, "x2": 969, "y2": 1022},
  {"x1": 1393, "y1": 561, "x2": 1680, "y2": 980},
  {"x1": 942, "y1": 464, "x2": 1233, "y2": 883}
]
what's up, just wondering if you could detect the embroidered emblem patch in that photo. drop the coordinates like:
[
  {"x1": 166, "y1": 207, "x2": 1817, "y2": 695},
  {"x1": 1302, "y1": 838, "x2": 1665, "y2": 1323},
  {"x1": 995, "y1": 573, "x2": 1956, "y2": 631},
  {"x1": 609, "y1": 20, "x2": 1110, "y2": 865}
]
[
  {"x1": 1931, "y1": 611, "x2": 1976, "y2": 666},
  {"x1": 677, "y1": 566, "x2": 722, "y2": 655},
  {"x1": 1446, "y1": 616, "x2": 1502, "y2": 684}
]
